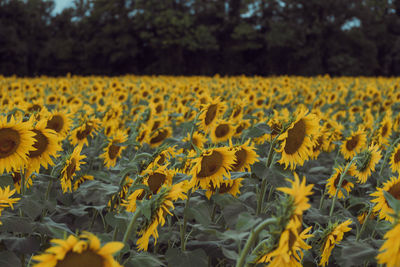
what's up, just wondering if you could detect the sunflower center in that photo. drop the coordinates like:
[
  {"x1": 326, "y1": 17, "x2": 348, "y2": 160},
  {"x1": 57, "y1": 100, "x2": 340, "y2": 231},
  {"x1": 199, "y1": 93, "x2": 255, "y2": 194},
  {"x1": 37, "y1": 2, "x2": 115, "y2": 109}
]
[
  {"x1": 381, "y1": 124, "x2": 388, "y2": 137},
  {"x1": 205, "y1": 104, "x2": 218, "y2": 125},
  {"x1": 0, "y1": 128, "x2": 20, "y2": 158},
  {"x1": 55, "y1": 250, "x2": 104, "y2": 267},
  {"x1": 148, "y1": 172, "x2": 167, "y2": 194},
  {"x1": 232, "y1": 106, "x2": 241, "y2": 118},
  {"x1": 215, "y1": 124, "x2": 229, "y2": 138},
  {"x1": 197, "y1": 151, "x2": 223, "y2": 178},
  {"x1": 12, "y1": 171, "x2": 21, "y2": 184},
  {"x1": 333, "y1": 172, "x2": 348, "y2": 188},
  {"x1": 66, "y1": 158, "x2": 77, "y2": 180},
  {"x1": 231, "y1": 148, "x2": 247, "y2": 172},
  {"x1": 28, "y1": 104, "x2": 42, "y2": 113},
  {"x1": 150, "y1": 129, "x2": 168, "y2": 144},
  {"x1": 388, "y1": 182, "x2": 400, "y2": 200},
  {"x1": 284, "y1": 119, "x2": 306, "y2": 155},
  {"x1": 76, "y1": 124, "x2": 94, "y2": 140},
  {"x1": 218, "y1": 182, "x2": 233, "y2": 194},
  {"x1": 394, "y1": 149, "x2": 400, "y2": 163},
  {"x1": 235, "y1": 124, "x2": 245, "y2": 135},
  {"x1": 346, "y1": 135, "x2": 359, "y2": 151},
  {"x1": 108, "y1": 142, "x2": 121, "y2": 160},
  {"x1": 157, "y1": 153, "x2": 166, "y2": 165},
  {"x1": 28, "y1": 129, "x2": 49, "y2": 158},
  {"x1": 47, "y1": 115, "x2": 65, "y2": 133}
]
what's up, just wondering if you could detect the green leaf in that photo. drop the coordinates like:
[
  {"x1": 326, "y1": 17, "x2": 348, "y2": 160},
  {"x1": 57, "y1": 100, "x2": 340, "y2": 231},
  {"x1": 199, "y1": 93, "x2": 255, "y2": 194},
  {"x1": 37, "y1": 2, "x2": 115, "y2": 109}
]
[
  {"x1": 338, "y1": 239, "x2": 377, "y2": 266},
  {"x1": 166, "y1": 248, "x2": 208, "y2": 267},
  {"x1": 221, "y1": 247, "x2": 238, "y2": 260},
  {"x1": 383, "y1": 190, "x2": 400, "y2": 216},
  {"x1": 19, "y1": 198, "x2": 43, "y2": 220},
  {"x1": 235, "y1": 212, "x2": 261, "y2": 231},
  {"x1": 0, "y1": 174, "x2": 14, "y2": 188},
  {"x1": 0, "y1": 251, "x2": 20, "y2": 267},
  {"x1": 127, "y1": 253, "x2": 165, "y2": 267}
]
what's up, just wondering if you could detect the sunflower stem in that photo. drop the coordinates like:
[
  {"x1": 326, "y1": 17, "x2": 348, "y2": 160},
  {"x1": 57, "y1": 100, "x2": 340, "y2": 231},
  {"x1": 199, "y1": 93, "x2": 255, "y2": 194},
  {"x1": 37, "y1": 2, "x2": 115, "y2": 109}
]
[
  {"x1": 356, "y1": 204, "x2": 372, "y2": 241},
  {"x1": 119, "y1": 208, "x2": 141, "y2": 261},
  {"x1": 40, "y1": 179, "x2": 54, "y2": 220},
  {"x1": 329, "y1": 158, "x2": 356, "y2": 217},
  {"x1": 180, "y1": 189, "x2": 192, "y2": 251},
  {"x1": 235, "y1": 218, "x2": 277, "y2": 267},
  {"x1": 256, "y1": 178, "x2": 268, "y2": 215}
]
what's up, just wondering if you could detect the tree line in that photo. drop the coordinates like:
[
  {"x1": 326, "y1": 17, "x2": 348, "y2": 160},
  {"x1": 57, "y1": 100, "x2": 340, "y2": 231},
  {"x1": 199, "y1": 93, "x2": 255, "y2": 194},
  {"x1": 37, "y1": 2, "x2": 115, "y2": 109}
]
[{"x1": 1, "y1": 0, "x2": 400, "y2": 76}]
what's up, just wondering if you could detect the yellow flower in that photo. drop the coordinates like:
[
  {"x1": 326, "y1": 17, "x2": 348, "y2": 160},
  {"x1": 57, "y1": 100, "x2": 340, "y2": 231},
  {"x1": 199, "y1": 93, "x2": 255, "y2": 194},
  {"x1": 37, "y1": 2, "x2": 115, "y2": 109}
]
[
  {"x1": 340, "y1": 129, "x2": 367, "y2": 160},
  {"x1": 277, "y1": 173, "x2": 314, "y2": 215},
  {"x1": 371, "y1": 175, "x2": 400, "y2": 222},
  {"x1": 32, "y1": 232, "x2": 123, "y2": 267},
  {"x1": 205, "y1": 178, "x2": 244, "y2": 199},
  {"x1": 326, "y1": 164, "x2": 356, "y2": 199},
  {"x1": 390, "y1": 143, "x2": 400, "y2": 174},
  {"x1": 0, "y1": 116, "x2": 35, "y2": 174},
  {"x1": 198, "y1": 98, "x2": 226, "y2": 133},
  {"x1": 376, "y1": 221, "x2": 400, "y2": 267},
  {"x1": 210, "y1": 120, "x2": 234, "y2": 144},
  {"x1": 70, "y1": 118, "x2": 101, "y2": 147},
  {"x1": 100, "y1": 130, "x2": 128, "y2": 168},
  {"x1": 189, "y1": 147, "x2": 236, "y2": 190},
  {"x1": 319, "y1": 220, "x2": 352, "y2": 267},
  {"x1": 0, "y1": 185, "x2": 21, "y2": 225},
  {"x1": 146, "y1": 127, "x2": 171, "y2": 148},
  {"x1": 354, "y1": 143, "x2": 382, "y2": 183},
  {"x1": 60, "y1": 146, "x2": 86, "y2": 193},
  {"x1": 229, "y1": 139, "x2": 259, "y2": 172},
  {"x1": 45, "y1": 110, "x2": 72, "y2": 137},
  {"x1": 277, "y1": 108, "x2": 320, "y2": 170},
  {"x1": 73, "y1": 175, "x2": 94, "y2": 191}
]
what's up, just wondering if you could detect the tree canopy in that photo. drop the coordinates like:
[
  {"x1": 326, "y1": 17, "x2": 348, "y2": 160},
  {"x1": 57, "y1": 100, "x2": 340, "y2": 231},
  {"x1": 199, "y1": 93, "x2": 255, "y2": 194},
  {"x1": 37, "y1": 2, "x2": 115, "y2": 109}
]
[{"x1": 1, "y1": 0, "x2": 400, "y2": 76}]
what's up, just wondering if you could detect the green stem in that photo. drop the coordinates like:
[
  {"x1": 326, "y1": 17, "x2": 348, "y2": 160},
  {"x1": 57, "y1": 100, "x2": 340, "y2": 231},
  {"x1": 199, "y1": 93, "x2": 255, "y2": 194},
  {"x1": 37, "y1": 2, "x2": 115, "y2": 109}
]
[
  {"x1": 235, "y1": 218, "x2": 277, "y2": 267},
  {"x1": 180, "y1": 189, "x2": 192, "y2": 251},
  {"x1": 319, "y1": 189, "x2": 326, "y2": 210},
  {"x1": 256, "y1": 179, "x2": 268, "y2": 215},
  {"x1": 118, "y1": 209, "x2": 141, "y2": 261},
  {"x1": 329, "y1": 158, "x2": 357, "y2": 217},
  {"x1": 356, "y1": 204, "x2": 372, "y2": 241},
  {"x1": 41, "y1": 179, "x2": 54, "y2": 220}
]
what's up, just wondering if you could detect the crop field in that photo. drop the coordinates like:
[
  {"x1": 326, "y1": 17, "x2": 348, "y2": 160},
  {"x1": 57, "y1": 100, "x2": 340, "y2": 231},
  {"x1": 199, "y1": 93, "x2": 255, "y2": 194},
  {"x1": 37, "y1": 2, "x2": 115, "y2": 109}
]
[{"x1": 1, "y1": 75, "x2": 400, "y2": 266}]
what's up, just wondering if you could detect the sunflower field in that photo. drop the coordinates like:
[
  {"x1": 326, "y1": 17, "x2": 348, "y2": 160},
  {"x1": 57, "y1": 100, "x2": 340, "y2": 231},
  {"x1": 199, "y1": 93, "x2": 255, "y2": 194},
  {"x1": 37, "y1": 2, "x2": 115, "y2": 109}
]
[{"x1": 1, "y1": 75, "x2": 400, "y2": 267}]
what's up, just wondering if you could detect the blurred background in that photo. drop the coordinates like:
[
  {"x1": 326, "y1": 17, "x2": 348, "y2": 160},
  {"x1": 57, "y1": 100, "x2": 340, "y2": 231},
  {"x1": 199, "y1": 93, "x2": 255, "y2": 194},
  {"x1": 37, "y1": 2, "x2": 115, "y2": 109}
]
[{"x1": 1, "y1": 0, "x2": 400, "y2": 76}]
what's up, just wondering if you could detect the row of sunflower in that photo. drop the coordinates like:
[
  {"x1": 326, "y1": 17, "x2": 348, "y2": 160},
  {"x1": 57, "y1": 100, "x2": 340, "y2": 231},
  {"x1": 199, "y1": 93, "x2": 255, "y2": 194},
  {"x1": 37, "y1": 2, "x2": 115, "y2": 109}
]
[{"x1": 0, "y1": 75, "x2": 400, "y2": 266}]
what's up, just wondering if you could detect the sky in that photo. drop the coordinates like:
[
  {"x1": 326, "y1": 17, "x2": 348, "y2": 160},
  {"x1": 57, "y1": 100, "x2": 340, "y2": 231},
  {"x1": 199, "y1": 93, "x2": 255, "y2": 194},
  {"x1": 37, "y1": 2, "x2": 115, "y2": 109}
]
[{"x1": 52, "y1": 0, "x2": 73, "y2": 14}]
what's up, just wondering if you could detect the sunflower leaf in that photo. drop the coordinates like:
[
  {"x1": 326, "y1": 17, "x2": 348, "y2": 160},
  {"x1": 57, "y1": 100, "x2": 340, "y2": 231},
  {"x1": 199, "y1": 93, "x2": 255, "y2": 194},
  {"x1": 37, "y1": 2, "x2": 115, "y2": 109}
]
[
  {"x1": 383, "y1": 190, "x2": 400, "y2": 216},
  {"x1": 0, "y1": 251, "x2": 20, "y2": 267}
]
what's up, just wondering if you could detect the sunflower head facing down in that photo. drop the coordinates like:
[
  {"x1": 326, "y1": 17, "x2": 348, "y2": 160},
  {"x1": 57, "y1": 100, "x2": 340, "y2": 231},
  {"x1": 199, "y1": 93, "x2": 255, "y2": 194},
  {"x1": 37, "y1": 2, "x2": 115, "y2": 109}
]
[
  {"x1": 371, "y1": 175, "x2": 400, "y2": 222},
  {"x1": 354, "y1": 143, "x2": 382, "y2": 183},
  {"x1": 32, "y1": 232, "x2": 123, "y2": 267},
  {"x1": 326, "y1": 164, "x2": 356, "y2": 199},
  {"x1": 277, "y1": 108, "x2": 320, "y2": 170},
  {"x1": 189, "y1": 147, "x2": 236, "y2": 190},
  {"x1": 60, "y1": 146, "x2": 86, "y2": 193},
  {"x1": 0, "y1": 115, "x2": 35, "y2": 175}
]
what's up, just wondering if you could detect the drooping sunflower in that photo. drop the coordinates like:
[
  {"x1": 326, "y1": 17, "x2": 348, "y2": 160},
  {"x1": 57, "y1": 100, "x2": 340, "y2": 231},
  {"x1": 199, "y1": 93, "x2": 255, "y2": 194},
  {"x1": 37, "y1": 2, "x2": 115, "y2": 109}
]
[
  {"x1": 319, "y1": 220, "x2": 352, "y2": 267},
  {"x1": 257, "y1": 217, "x2": 313, "y2": 266},
  {"x1": 122, "y1": 187, "x2": 146, "y2": 213},
  {"x1": 26, "y1": 119, "x2": 62, "y2": 178},
  {"x1": 277, "y1": 173, "x2": 314, "y2": 216},
  {"x1": 277, "y1": 108, "x2": 319, "y2": 170},
  {"x1": 210, "y1": 120, "x2": 234, "y2": 144},
  {"x1": 0, "y1": 116, "x2": 35, "y2": 174},
  {"x1": 100, "y1": 130, "x2": 128, "y2": 168},
  {"x1": 354, "y1": 143, "x2": 382, "y2": 183},
  {"x1": 340, "y1": 129, "x2": 367, "y2": 160},
  {"x1": 205, "y1": 178, "x2": 244, "y2": 199},
  {"x1": 142, "y1": 165, "x2": 175, "y2": 195},
  {"x1": 376, "y1": 221, "x2": 400, "y2": 267},
  {"x1": 198, "y1": 98, "x2": 226, "y2": 133},
  {"x1": 229, "y1": 139, "x2": 259, "y2": 172},
  {"x1": 189, "y1": 147, "x2": 236, "y2": 189},
  {"x1": 390, "y1": 143, "x2": 400, "y2": 173},
  {"x1": 326, "y1": 164, "x2": 356, "y2": 199},
  {"x1": 32, "y1": 232, "x2": 123, "y2": 267},
  {"x1": 136, "y1": 182, "x2": 187, "y2": 251},
  {"x1": 371, "y1": 175, "x2": 400, "y2": 222},
  {"x1": 147, "y1": 127, "x2": 171, "y2": 148},
  {"x1": 45, "y1": 110, "x2": 73, "y2": 137},
  {"x1": 60, "y1": 146, "x2": 86, "y2": 193},
  {"x1": 70, "y1": 118, "x2": 101, "y2": 147}
]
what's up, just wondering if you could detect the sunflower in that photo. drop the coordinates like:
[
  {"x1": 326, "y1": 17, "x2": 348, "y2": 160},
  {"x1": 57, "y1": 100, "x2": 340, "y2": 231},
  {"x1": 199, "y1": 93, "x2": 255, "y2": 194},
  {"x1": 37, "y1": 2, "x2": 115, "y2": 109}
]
[
  {"x1": 70, "y1": 118, "x2": 101, "y2": 147},
  {"x1": 378, "y1": 114, "x2": 392, "y2": 146},
  {"x1": 32, "y1": 232, "x2": 123, "y2": 267},
  {"x1": 340, "y1": 129, "x2": 367, "y2": 160},
  {"x1": 122, "y1": 188, "x2": 146, "y2": 213},
  {"x1": 376, "y1": 221, "x2": 400, "y2": 267},
  {"x1": 100, "y1": 130, "x2": 128, "y2": 168},
  {"x1": 371, "y1": 176, "x2": 400, "y2": 222},
  {"x1": 257, "y1": 217, "x2": 313, "y2": 266},
  {"x1": 210, "y1": 120, "x2": 234, "y2": 144},
  {"x1": 189, "y1": 147, "x2": 236, "y2": 189},
  {"x1": 73, "y1": 175, "x2": 94, "y2": 191},
  {"x1": 60, "y1": 146, "x2": 86, "y2": 193},
  {"x1": 0, "y1": 186, "x2": 21, "y2": 224},
  {"x1": 319, "y1": 220, "x2": 352, "y2": 267},
  {"x1": 326, "y1": 164, "x2": 356, "y2": 199},
  {"x1": 183, "y1": 132, "x2": 207, "y2": 151},
  {"x1": 26, "y1": 119, "x2": 62, "y2": 178},
  {"x1": 205, "y1": 178, "x2": 244, "y2": 199},
  {"x1": 277, "y1": 108, "x2": 319, "y2": 170},
  {"x1": 142, "y1": 165, "x2": 175, "y2": 195},
  {"x1": 198, "y1": 98, "x2": 226, "y2": 133},
  {"x1": 11, "y1": 170, "x2": 33, "y2": 193},
  {"x1": 277, "y1": 173, "x2": 314, "y2": 216},
  {"x1": 354, "y1": 143, "x2": 382, "y2": 183},
  {"x1": 0, "y1": 116, "x2": 35, "y2": 174},
  {"x1": 136, "y1": 182, "x2": 187, "y2": 251},
  {"x1": 233, "y1": 120, "x2": 251, "y2": 137},
  {"x1": 46, "y1": 110, "x2": 72, "y2": 137},
  {"x1": 147, "y1": 127, "x2": 171, "y2": 148},
  {"x1": 229, "y1": 139, "x2": 259, "y2": 172},
  {"x1": 390, "y1": 143, "x2": 400, "y2": 173}
]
